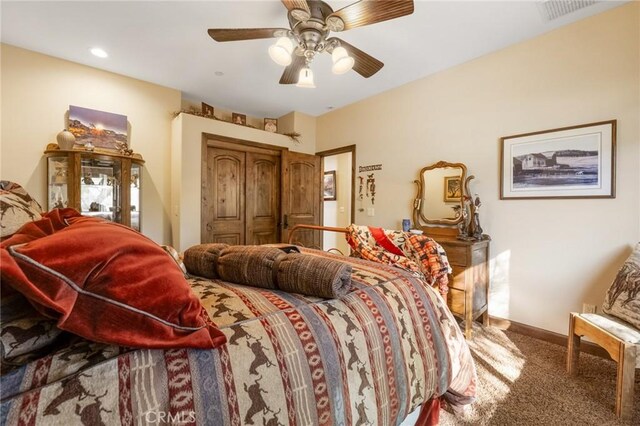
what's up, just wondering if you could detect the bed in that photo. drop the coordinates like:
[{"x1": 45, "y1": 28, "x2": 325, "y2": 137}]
[{"x1": 0, "y1": 183, "x2": 476, "y2": 426}]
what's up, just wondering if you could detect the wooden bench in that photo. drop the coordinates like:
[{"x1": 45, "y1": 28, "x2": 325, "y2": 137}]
[{"x1": 567, "y1": 312, "x2": 640, "y2": 420}]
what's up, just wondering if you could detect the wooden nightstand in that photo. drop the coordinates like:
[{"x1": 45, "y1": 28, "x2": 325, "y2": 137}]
[{"x1": 438, "y1": 237, "x2": 491, "y2": 339}]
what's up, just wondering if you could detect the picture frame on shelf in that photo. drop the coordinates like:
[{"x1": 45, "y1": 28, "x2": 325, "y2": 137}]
[
  {"x1": 323, "y1": 171, "x2": 337, "y2": 201},
  {"x1": 443, "y1": 176, "x2": 462, "y2": 202},
  {"x1": 232, "y1": 113, "x2": 246, "y2": 126},
  {"x1": 500, "y1": 120, "x2": 616, "y2": 199},
  {"x1": 201, "y1": 102, "x2": 214, "y2": 118},
  {"x1": 264, "y1": 118, "x2": 278, "y2": 133},
  {"x1": 68, "y1": 105, "x2": 128, "y2": 152}
]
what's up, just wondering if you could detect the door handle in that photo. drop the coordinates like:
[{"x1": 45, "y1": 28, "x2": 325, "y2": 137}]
[{"x1": 283, "y1": 214, "x2": 289, "y2": 229}]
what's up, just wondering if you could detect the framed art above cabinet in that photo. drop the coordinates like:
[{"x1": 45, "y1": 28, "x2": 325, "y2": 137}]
[{"x1": 44, "y1": 144, "x2": 144, "y2": 231}]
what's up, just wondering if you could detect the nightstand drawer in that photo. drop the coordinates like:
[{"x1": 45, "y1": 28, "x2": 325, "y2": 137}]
[{"x1": 442, "y1": 245, "x2": 468, "y2": 266}]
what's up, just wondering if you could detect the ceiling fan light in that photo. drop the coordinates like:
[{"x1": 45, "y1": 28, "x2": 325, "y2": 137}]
[
  {"x1": 296, "y1": 67, "x2": 316, "y2": 88},
  {"x1": 268, "y1": 37, "x2": 293, "y2": 66},
  {"x1": 331, "y1": 46, "x2": 354, "y2": 74}
]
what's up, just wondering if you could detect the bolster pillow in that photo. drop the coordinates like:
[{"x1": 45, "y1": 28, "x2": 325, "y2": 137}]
[
  {"x1": 184, "y1": 245, "x2": 353, "y2": 299},
  {"x1": 182, "y1": 243, "x2": 229, "y2": 279}
]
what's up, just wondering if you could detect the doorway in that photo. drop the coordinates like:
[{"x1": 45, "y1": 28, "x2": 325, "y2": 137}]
[
  {"x1": 317, "y1": 145, "x2": 355, "y2": 254},
  {"x1": 202, "y1": 135, "x2": 322, "y2": 248}
]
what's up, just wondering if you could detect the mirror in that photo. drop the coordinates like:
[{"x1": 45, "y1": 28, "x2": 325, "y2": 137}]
[{"x1": 413, "y1": 161, "x2": 471, "y2": 226}]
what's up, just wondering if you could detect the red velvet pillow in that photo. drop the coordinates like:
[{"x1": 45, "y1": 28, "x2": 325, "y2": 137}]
[{"x1": 1, "y1": 209, "x2": 226, "y2": 349}]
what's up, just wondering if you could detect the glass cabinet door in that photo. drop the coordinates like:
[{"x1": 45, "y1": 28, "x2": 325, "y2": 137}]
[
  {"x1": 47, "y1": 156, "x2": 69, "y2": 210},
  {"x1": 80, "y1": 157, "x2": 122, "y2": 223},
  {"x1": 130, "y1": 163, "x2": 141, "y2": 231}
]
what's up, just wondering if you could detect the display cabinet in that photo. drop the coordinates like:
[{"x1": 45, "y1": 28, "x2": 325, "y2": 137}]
[{"x1": 45, "y1": 144, "x2": 144, "y2": 231}]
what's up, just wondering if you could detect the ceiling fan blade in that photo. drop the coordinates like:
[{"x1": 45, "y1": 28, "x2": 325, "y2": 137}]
[
  {"x1": 280, "y1": 55, "x2": 306, "y2": 84},
  {"x1": 328, "y1": 0, "x2": 414, "y2": 31},
  {"x1": 281, "y1": 0, "x2": 310, "y2": 13},
  {"x1": 330, "y1": 38, "x2": 384, "y2": 78},
  {"x1": 208, "y1": 28, "x2": 289, "y2": 42}
]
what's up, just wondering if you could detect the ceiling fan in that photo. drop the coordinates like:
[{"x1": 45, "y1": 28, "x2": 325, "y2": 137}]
[{"x1": 208, "y1": 0, "x2": 415, "y2": 88}]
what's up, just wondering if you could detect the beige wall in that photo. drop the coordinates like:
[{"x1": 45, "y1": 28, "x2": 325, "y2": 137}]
[
  {"x1": 323, "y1": 152, "x2": 352, "y2": 254},
  {"x1": 0, "y1": 44, "x2": 181, "y2": 244},
  {"x1": 316, "y1": 3, "x2": 640, "y2": 334},
  {"x1": 171, "y1": 113, "x2": 315, "y2": 251}
]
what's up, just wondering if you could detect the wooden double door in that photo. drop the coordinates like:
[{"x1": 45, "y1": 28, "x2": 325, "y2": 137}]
[{"x1": 202, "y1": 138, "x2": 322, "y2": 247}]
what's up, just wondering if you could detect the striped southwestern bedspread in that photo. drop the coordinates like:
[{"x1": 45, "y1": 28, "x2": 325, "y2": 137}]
[{"x1": 0, "y1": 248, "x2": 476, "y2": 425}]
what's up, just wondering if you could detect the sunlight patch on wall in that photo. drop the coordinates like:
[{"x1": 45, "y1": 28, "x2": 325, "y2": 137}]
[{"x1": 490, "y1": 250, "x2": 511, "y2": 319}]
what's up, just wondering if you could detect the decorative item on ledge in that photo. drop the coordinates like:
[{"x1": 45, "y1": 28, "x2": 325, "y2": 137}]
[
  {"x1": 201, "y1": 102, "x2": 214, "y2": 118},
  {"x1": 283, "y1": 132, "x2": 301, "y2": 144},
  {"x1": 264, "y1": 118, "x2": 278, "y2": 133},
  {"x1": 457, "y1": 185, "x2": 486, "y2": 241},
  {"x1": 56, "y1": 129, "x2": 76, "y2": 150},
  {"x1": 172, "y1": 109, "x2": 303, "y2": 144},
  {"x1": 232, "y1": 113, "x2": 247, "y2": 126}
]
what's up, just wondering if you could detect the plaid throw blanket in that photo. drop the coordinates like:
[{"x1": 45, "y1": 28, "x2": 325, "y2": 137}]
[{"x1": 346, "y1": 224, "x2": 452, "y2": 295}]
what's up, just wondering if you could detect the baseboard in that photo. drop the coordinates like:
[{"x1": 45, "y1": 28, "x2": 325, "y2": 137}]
[{"x1": 489, "y1": 316, "x2": 610, "y2": 360}]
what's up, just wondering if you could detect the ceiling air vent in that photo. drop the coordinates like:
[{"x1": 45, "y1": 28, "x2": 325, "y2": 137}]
[{"x1": 537, "y1": 0, "x2": 598, "y2": 21}]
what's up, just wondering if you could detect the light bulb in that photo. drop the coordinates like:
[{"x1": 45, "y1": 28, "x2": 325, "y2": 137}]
[
  {"x1": 331, "y1": 46, "x2": 354, "y2": 75},
  {"x1": 296, "y1": 67, "x2": 316, "y2": 88},
  {"x1": 268, "y1": 37, "x2": 293, "y2": 66}
]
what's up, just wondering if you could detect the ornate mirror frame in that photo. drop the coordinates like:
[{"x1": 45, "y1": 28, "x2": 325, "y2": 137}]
[{"x1": 413, "y1": 160, "x2": 474, "y2": 227}]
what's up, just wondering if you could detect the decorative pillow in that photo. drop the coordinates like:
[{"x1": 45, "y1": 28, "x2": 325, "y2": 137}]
[
  {"x1": 1, "y1": 209, "x2": 227, "y2": 349},
  {"x1": 0, "y1": 181, "x2": 43, "y2": 239},
  {"x1": 602, "y1": 243, "x2": 640, "y2": 329}
]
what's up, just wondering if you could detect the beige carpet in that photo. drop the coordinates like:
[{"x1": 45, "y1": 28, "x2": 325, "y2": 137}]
[{"x1": 440, "y1": 325, "x2": 640, "y2": 425}]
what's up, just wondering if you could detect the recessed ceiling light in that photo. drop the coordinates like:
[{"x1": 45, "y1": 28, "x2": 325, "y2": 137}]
[
  {"x1": 327, "y1": 106, "x2": 334, "y2": 110},
  {"x1": 214, "y1": 71, "x2": 224, "y2": 77},
  {"x1": 90, "y1": 47, "x2": 108, "y2": 58}
]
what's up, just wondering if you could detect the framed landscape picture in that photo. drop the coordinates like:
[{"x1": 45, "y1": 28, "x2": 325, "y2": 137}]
[
  {"x1": 323, "y1": 171, "x2": 336, "y2": 201},
  {"x1": 68, "y1": 105, "x2": 128, "y2": 151},
  {"x1": 443, "y1": 176, "x2": 462, "y2": 202},
  {"x1": 500, "y1": 120, "x2": 616, "y2": 199}
]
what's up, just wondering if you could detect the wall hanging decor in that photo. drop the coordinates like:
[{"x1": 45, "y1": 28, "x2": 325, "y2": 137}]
[
  {"x1": 500, "y1": 120, "x2": 616, "y2": 199},
  {"x1": 323, "y1": 170, "x2": 336, "y2": 201},
  {"x1": 68, "y1": 105, "x2": 128, "y2": 152},
  {"x1": 366, "y1": 173, "x2": 376, "y2": 205}
]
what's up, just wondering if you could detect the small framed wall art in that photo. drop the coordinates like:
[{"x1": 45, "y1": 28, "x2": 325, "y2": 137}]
[
  {"x1": 500, "y1": 120, "x2": 616, "y2": 199},
  {"x1": 264, "y1": 118, "x2": 278, "y2": 133},
  {"x1": 443, "y1": 176, "x2": 462, "y2": 202},
  {"x1": 232, "y1": 113, "x2": 246, "y2": 126},
  {"x1": 201, "y1": 102, "x2": 214, "y2": 118},
  {"x1": 323, "y1": 171, "x2": 337, "y2": 201}
]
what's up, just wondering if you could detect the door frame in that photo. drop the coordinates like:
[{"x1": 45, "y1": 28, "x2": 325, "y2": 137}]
[{"x1": 316, "y1": 144, "x2": 356, "y2": 224}]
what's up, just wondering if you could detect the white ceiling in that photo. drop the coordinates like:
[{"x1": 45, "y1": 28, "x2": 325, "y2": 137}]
[{"x1": 1, "y1": 1, "x2": 628, "y2": 117}]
